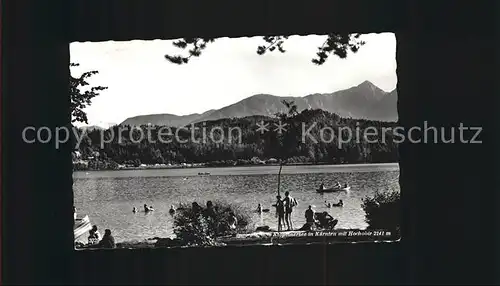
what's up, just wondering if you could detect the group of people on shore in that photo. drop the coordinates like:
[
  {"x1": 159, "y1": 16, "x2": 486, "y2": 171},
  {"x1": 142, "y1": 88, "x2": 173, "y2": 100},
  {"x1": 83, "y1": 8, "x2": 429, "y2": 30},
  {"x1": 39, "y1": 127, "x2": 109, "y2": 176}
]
[
  {"x1": 74, "y1": 206, "x2": 116, "y2": 249},
  {"x1": 300, "y1": 205, "x2": 338, "y2": 231},
  {"x1": 257, "y1": 191, "x2": 340, "y2": 232},
  {"x1": 76, "y1": 189, "x2": 340, "y2": 247},
  {"x1": 87, "y1": 225, "x2": 116, "y2": 248}
]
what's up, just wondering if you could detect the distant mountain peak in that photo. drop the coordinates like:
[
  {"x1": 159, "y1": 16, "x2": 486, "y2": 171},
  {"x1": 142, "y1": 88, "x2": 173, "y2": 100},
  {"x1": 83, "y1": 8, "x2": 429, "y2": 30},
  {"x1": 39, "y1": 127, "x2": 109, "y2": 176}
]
[
  {"x1": 118, "y1": 80, "x2": 398, "y2": 127},
  {"x1": 127, "y1": 113, "x2": 176, "y2": 118},
  {"x1": 357, "y1": 80, "x2": 381, "y2": 91},
  {"x1": 249, "y1": 93, "x2": 274, "y2": 99},
  {"x1": 359, "y1": 80, "x2": 375, "y2": 86}
]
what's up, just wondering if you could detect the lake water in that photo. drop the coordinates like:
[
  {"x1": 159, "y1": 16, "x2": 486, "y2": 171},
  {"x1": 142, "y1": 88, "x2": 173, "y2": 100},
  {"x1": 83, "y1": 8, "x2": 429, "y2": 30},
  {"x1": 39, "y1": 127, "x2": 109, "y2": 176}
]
[{"x1": 73, "y1": 163, "x2": 400, "y2": 243}]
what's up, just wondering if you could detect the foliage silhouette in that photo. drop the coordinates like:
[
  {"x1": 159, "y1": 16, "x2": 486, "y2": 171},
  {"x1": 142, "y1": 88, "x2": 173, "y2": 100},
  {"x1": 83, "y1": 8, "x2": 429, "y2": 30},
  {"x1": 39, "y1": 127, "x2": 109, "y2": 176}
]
[
  {"x1": 70, "y1": 63, "x2": 108, "y2": 124},
  {"x1": 173, "y1": 200, "x2": 252, "y2": 247},
  {"x1": 361, "y1": 190, "x2": 400, "y2": 231},
  {"x1": 165, "y1": 34, "x2": 365, "y2": 65}
]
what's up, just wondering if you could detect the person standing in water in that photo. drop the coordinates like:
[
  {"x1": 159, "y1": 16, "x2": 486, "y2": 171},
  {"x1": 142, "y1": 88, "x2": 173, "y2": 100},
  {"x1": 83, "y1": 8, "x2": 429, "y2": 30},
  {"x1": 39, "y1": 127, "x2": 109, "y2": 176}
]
[
  {"x1": 275, "y1": 195, "x2": 285, "y2": 231},
  {"x1": 283, "y1": 191, "x2": 297, "y2": 231}
]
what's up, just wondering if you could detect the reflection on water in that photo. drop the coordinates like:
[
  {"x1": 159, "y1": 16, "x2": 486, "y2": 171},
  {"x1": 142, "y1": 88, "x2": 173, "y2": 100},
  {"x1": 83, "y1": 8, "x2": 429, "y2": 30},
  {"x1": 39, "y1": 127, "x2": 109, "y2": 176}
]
[{"x1": 73, "y1": 163, "x2": 400, "y2": 242}]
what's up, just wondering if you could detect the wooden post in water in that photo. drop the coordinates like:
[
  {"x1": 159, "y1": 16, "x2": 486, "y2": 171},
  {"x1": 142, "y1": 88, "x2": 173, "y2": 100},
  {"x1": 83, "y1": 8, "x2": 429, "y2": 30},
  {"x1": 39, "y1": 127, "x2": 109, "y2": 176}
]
[{"x1": 277, "y1": 161, "x2": 283, "y2": 197}]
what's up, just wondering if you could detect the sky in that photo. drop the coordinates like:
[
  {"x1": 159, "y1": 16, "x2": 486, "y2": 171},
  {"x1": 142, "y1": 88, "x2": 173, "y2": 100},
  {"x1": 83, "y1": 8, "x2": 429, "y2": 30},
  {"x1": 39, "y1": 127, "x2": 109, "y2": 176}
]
[{"x1": 70, "y1": 33, "x2": 397, "y2": 127}]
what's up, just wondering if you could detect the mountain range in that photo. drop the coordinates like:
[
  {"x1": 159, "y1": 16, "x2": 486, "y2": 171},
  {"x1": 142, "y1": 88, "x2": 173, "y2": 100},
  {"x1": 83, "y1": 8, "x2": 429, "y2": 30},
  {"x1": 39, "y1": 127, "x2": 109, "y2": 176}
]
[{"x1": 120, "y1": 81, "x2": 398, "y2": 127}]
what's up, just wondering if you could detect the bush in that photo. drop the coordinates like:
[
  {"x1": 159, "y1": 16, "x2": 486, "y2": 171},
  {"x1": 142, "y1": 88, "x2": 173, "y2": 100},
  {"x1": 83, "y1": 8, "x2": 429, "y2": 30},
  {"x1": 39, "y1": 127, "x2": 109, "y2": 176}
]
[
  {"x1": 73, "y1": 162, "x2": 88, "y2": 171},
  {"x1": 173, "y1": 200, "x2": 253, "y2": 247},
  {"x1": 173, "y1": 209, "x2": 219, "y2": 247},
  {"x1": 361, "y1": 191, "x2": 400, "y2": 231}
]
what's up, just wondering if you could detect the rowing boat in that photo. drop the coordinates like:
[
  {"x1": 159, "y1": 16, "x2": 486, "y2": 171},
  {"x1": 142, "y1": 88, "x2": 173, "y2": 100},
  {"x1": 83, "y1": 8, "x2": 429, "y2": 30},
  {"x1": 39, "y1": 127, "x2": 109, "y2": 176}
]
[
  {"x1": 316, "y1": 186, "x2": 351, "y2": 193},
  {"x1": 74, "y1": 214, "x2": 92, "y2": 241}
]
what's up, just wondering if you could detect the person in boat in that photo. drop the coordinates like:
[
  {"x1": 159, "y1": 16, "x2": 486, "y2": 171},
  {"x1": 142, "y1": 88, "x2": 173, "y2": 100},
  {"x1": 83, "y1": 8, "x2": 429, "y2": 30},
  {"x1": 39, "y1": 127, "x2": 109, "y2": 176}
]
[
  {"x1": 97, "y1": 229, "x2": 116, "y2": 249},
  {"x1": 283, "y1": 191, "x2": 297, "y2": 231},
  {"x1": 144, "y1": 204, "x2": 150, "y2": 212},
  {"x1": 344, "y1": 183, "x2": 348, "y2": 188},
  {"x1": 88, "y1": 225, "x2": 101, "y2": 245},
  {"x1": 275, "y1": 195, "x2": 285, "y2": 232},
  {"x1": 132, "y1": 207, "x2": 137, "y2": 213},
  {"x1": 336, "y1": 182, "x2": 341, "y2": 188}
]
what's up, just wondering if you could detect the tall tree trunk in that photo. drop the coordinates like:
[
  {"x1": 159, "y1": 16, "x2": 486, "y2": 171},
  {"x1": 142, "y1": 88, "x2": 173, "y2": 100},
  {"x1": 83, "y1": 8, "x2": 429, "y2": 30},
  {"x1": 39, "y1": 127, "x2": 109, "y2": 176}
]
[{"x1": 277, "y1": 162, "x2": 283, "y2": 197}]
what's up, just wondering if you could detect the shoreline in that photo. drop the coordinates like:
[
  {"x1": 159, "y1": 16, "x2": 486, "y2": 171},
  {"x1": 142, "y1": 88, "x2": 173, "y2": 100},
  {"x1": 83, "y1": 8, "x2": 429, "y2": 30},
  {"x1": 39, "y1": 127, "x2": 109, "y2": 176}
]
[
  {"x1": 77, "y1": 229, "x2": 400, "y2": 250},
  {"x1": 74, "y1": 161, "x2": 399, "y2": 173}
]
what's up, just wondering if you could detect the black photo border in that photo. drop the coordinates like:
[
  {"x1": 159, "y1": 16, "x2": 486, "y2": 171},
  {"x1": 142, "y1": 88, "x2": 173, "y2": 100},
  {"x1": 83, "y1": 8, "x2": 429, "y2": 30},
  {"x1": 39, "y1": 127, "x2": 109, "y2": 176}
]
[{"x1": 2, "y1": 0, "x2": 497, "y2": 284}]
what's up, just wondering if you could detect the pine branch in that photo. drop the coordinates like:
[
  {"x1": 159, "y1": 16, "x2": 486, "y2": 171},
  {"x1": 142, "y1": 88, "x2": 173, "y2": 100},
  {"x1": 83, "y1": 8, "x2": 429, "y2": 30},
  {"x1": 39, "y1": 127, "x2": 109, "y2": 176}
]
[{"x1": 165, "y1": 34, "x2": 365, "y2": 66}]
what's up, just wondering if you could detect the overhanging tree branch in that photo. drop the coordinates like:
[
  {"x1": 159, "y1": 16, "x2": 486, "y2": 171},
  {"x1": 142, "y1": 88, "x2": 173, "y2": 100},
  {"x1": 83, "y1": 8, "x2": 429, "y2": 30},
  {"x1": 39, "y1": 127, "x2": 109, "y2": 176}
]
[
  {"x1": 70, "y1": 63, "x2": 108, "y2": 124},
  {"x1": 165, "y1": 34, "x2": 365, "y2": 65}
]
